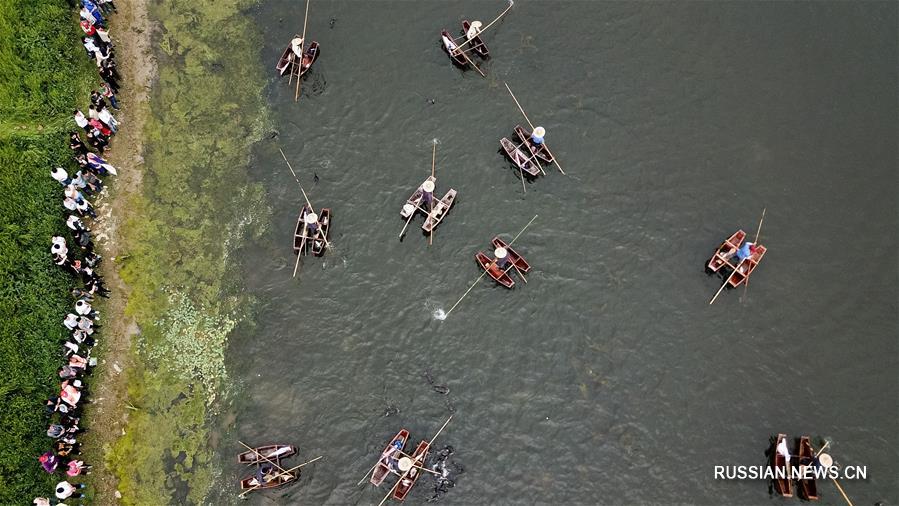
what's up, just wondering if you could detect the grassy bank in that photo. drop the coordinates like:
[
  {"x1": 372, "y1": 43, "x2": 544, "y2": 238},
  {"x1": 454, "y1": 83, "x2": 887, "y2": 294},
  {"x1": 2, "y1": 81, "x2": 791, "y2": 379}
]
[
  {"x1": 0, "y1": 1, "x2": 97, "y2": 502},
  {"x1": 107, "y1": 0, "x2": 269, "y2": 503}
]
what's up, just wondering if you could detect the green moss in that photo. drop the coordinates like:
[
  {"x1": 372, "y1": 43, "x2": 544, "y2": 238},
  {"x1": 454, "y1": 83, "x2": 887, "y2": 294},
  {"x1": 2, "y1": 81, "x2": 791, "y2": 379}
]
[
  {"x1": 108, "y1": 0, "x2": 269, "y2": 503},
  {"x1": 0, "y1": 0, "x2": 100, "y2": 501}
]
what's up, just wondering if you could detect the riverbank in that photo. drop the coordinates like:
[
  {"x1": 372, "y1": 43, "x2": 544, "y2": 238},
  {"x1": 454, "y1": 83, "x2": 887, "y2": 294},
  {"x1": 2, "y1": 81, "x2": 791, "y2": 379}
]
[
  {"x1": 0, "y1": 1, "x2": 96, "y2": 501},
  {"x1": 104, "y1": 1, "x2": 270, "y2": 503},
  {"x1": 77, "y1": 0, "x2": 155, "y2": 502}
]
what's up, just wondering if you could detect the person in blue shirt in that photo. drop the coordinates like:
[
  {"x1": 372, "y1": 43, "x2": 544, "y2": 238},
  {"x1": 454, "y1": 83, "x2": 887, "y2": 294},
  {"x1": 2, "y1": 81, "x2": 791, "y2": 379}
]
[{"x1": 735, "y1": 241, "x2": 757, "y2": 262}]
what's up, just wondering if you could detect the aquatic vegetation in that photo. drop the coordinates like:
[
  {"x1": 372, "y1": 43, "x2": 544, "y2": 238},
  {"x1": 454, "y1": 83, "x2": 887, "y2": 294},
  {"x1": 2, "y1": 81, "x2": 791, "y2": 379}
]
[
  {"x1": 0, "y1": 1, "x2": 97, "y2": 501},
  {"x1": 109, "y1": 0, "x2": 269, "y2": 503}
]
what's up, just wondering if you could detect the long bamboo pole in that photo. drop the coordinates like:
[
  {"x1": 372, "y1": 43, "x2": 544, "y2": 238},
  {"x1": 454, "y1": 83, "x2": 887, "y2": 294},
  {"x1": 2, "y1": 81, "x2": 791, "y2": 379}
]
[
  {"x1": 741, "y1": 208, "x2": 766, "y2": 300},
  {"x1": 504, "y1": 82, "x2": 565, "y2": 175},
  {"x1": 443, "y1": 214, "x2": 538, "y2": 318},
  {"x1": 373, "y1": 416, "x2": 453, "y2": 506},
  {"x1": 452, "y1": 0, "x2": 514, "y2": 49},
  {"x1": 279, "y1": 148, "x2": 330, "y2": 249},
  {"x1": 709, "y1": 260, "x2": 744, "y2": 305},
  {"x1": 429, "y1": 143, "x2": 437, "y2": 246},
  {"x1": 295, "y1": 0, "x2": 311, "y2": 102}
]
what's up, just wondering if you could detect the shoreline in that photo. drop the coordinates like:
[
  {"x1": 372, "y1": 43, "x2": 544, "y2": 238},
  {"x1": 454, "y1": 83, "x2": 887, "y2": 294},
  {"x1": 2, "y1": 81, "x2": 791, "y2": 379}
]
[{"x1": 79, "y1": 0, "x2": 156, "y2": 502}]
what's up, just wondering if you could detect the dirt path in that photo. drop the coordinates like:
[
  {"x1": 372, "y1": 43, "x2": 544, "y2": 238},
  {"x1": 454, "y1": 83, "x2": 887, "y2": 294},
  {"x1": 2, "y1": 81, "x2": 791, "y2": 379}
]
[{"x1": 80, "y1": 0, "x2": 156, "y2": 501}]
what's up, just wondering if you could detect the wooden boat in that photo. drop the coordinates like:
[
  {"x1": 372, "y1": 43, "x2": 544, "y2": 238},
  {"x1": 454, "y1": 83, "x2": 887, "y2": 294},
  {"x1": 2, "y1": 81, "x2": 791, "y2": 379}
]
[
  {"x1": 392, "y1": 440, "x2": 431, "y2": 501},
  {"x1": 499, "y1": 137, "x2": 539, "y2": 177},
  {"x1": 299, "y1": 41, "x2": 320, "y2": 77},
  {"x1": 311, "y1": 208, "x2": 331, "y2": 257},
  {"x1": 371, "y1": 429, "x2": 410, "y2": 487},
  {"x1": 476, "y1": 251, "x2": 514, "y2": 289},
  {"x1": 239, "y1": 468, "x2": 298, "y2": 491},
  {"x1": 491, "y1": 237, "x2": 530, "y2": 274},
  {"x1": 772, "y1": 434, "x2": 793, "y2": 498},
  {"x1": 728, "y1": 243, "x2": 766, "y2": 287},
  {"x1": 276, "y1": 44, "x2": 295, "y2": 76},
  {"x1": 440, "y1": 30, "x2": 467, "y2": 67},
  {"x1": 513, "y1": 125, "x2": 553, "y2": 164},
  {"x1": 293, "y1": 206, "x2": 311, "y2": 253},
  {"x1": 237, "y1": 444, "x2": 296, "y2": 465},
  {"x1": 707, "y1": 230, "x2": 746, "y2": 273},
  {"x1": 400, "y1": 176, "x2": 436, "y2": 219},
  {"x1": 797, "y1": 436, "x2": 819, "y2": 501},
  {"x1": 461, "y1": 20, "x2": 489, "y2": 59},
  {"x1": 421, "y1": 189, "x2": 456, "y2": 233}
]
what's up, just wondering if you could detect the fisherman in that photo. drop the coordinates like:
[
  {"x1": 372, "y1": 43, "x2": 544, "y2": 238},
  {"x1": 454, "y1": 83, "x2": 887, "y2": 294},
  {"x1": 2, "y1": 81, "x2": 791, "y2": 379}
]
[
  {"x1": 441, "y1": 33, "x2": 459, "y2": 56},
  {"x1": 466, "y1": 21, "x2": 482, "y2": 41},
  {"x1": 51, "y1": 167, "x2": 71, "y2": 186},
  {"x1": 735, "y1": 241, "x2": 757, "y2": 262},
  {"x1": 776, "y1": 436, "x2": 791, "y2": 464},
  {"x1": 530, "y1": 126, "x2": 546, "y2": 146},
  {"x1": 291, "y1": 37, "x2": 304, "y2": 58},
  {"x1": 381, "y1": 439, "x2": 404, "y2": 471}
]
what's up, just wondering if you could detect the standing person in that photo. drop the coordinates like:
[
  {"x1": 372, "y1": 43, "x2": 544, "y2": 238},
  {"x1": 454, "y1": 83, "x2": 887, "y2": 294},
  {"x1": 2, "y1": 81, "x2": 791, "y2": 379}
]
[
  {"x1": 33, "y1": 498, "x2": 51, "y2": 506},
  {"x1": 81, "y1": 0, "x2": 104, "y2": 26},
  {"x1": 89, "y1": 90, "x2": 104, "y2": 108},
  {"x1": 63, "y1": 314, "x2": 79, "y2": 331},
  {"x1": 73, "y1": 110, "x2": 89, "y2": 131},
  {"x1": 98, "y1": 104, "x2": 118, "y2": 133},
  {"x1": 100, "y1": 82, "x2": 119, "y2": 109},
  {"x1": 69, "y1": 132, "x2": 88, "y2": 155},
  {"x1": 79, "y1": 19, "x2": 96, "y2": 36},
  {"x1": 51, "y1": 167, "x2": 71, "y2": 186},
  {"x1": 66, "y1": 459, "x2": 91, "y2": 477},
  {"x1": 39, "y1": 452, "x2": 59, "y2": 473},
  {"x1": 87, "y1": 152, "x2": 117, "y2": 175},
  {"x1": 97, "y1": 0, "x2": 116, "y2": 13},
  {"x1": 79, "y1": 6, "x2": 97, "y2": 26},
  {"x1": 81, "y1": 36, "x2": 99, "y2": 60},
  {"x1": 89, "y1": 118, "x2": 112, "y2": 138},
  {"x1": 96, "y1": 24, "x2": 112, "y2": 45},
  {"x1": 99, "y1": 64, "x2": 119, "y2": 92},
  {"x1": 55, "y1": 480, "x2": 86, "y2": 501}
]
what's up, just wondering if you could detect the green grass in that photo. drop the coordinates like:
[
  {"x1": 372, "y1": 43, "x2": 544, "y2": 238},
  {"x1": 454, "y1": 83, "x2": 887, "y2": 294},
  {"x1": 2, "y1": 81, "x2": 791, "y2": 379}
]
[
  {"x1": 0, "y1": 1, "x2": 99, "y2": 501},
  {"x1": 106, "y1": 0, "x2": 269, "y2": 503}
]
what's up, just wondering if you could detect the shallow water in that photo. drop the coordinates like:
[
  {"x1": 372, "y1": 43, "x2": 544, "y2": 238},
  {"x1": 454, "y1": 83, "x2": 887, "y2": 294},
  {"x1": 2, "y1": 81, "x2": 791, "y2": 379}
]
[{"x1": 214, "y1": 1, "x2": 897, "y2": 504}]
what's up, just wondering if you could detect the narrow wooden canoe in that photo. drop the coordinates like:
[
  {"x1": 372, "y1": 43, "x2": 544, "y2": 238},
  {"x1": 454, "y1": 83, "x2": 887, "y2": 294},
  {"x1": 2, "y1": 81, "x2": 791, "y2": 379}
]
[
  {"x1": 797, "y1": 436, "x2": 819, "y2": 501},
  {"x1": 300, "y1": 41, "x2": 320, "y2": 77},
  {"x1": 401, "y1": 176, "x2": 436, "y2": 218},
  {"x1": 707, "y1": 230, "x2": 746, "y2": 273},
  {"x1": 371, "y1": 429, "x2": 410, "y2": 487},
  {"x1": 772, "y1": 434, "x2": 794, "y2": 498},
  {"x1": 393, "y1": 440, "x2": 431, "y2": 501},
  {"x1": 728, "y1": 244, "x2": 766, "y2": 287},
  {"x1": 422, "y1": 189, "x2": 457, "y2": 233},
  {"x1": 461, "y1": 20, "x2": 489, "y2": 59},
  {"x1": 294, "y1": 206, "x2": 311, "y2": 253},
  {"x1": 237, "y1": 444, "x2": 297, "y2": 465},
  {"x1": 476, "y1": 251, "x2": 514, "y2": 289},
  {"x1": 513, "y1": 125, "x2": 553, "y2": 164},
  {"x1": 500, "y1": 137, "x2": 539, "y2": 177},
  {"x1": 491, "y1": 237, "x2": 530, "y2": 274},
  {"x1": 440, "y1": 30, "x2": 468, "y2": 67},
  {"x1": 311, "y1": 207, "x2": 331, "y2": 257},
  {"x1": 239, "y1": 469, "x2": 298, "y2": 491},
  {"x1": 276, "y1": 44, "x2": 294, "y2": 76}
]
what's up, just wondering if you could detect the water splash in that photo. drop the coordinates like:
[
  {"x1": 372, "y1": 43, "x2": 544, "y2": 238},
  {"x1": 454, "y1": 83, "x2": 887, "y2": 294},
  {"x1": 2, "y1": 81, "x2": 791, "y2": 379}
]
[{"x1": 433, "y1": 309, "x2": 447, "y2": 321}]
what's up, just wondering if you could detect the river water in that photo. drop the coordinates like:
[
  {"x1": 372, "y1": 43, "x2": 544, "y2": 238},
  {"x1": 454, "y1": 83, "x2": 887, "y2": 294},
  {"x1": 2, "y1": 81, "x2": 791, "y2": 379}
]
[{"x1": 215, "y1": 1, "x2": 897, "y2": 504}]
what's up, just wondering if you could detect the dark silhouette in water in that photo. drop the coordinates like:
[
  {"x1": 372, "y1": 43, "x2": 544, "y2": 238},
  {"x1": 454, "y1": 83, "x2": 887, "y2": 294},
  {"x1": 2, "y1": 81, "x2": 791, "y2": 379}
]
[
  {"x1": 329, "y1": 18, "x2": 336, "y2": 29},
  {"x1": 428, "y1": 445, "x2": 463, "y2": 502},
  {"x1": 313, "y1": 172, "x2": 319, "y2": 185},
  {"x1": 424, "y1": 370, "x2": 450, "y2": 395}
]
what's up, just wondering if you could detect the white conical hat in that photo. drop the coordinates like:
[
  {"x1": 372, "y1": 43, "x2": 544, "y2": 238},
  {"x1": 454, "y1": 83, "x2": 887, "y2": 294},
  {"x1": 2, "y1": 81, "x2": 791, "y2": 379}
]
[
  {"x1": 422, "y1": 180, "x2": 435, "y2": 193},
  {"x1": 398, "y1": 457, "x2": 413, "y2": 472},
  {"x1": 402, "y1": 203, "x2": 415, "y2": 214},
  {"x1": 533, "y1": 126, "x2": 546, "y2": 137},
  {"x1": 818, "y1": 453, "x2": 833, "y2": 468},
  {"x1": 305, "y1": 212, "x2": 319, "y2": 224},
  {"x1": 494, "y1": 247, "x2": 508, "y2": 259},
  {"x1": 471, "y1": 21, "x2": 482, "y2": 29}
]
